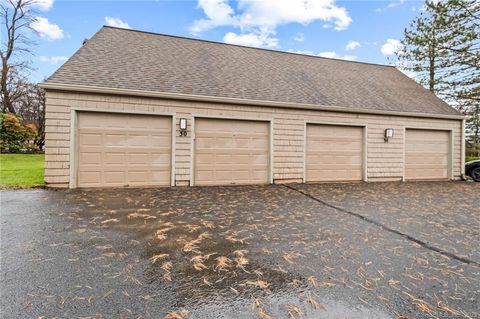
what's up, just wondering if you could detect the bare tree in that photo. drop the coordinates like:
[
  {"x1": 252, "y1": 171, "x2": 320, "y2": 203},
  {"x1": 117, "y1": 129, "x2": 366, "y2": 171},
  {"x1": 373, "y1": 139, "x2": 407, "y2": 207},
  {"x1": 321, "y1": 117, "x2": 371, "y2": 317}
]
[
  {"x1": 15, "y1": 81, "x2": 45, "y2": 149},
  {"x1": 0, "y1": 0, "x2": 36, "y2": 114}
]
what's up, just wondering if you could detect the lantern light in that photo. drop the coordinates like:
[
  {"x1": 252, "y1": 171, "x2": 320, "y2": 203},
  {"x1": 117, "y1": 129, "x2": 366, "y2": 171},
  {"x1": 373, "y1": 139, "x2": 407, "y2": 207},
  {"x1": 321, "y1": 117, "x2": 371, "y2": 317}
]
[
  {"x1": 384, "y1": 128, "x2": 394, "y2": 142},
  {"x1": 179, "y1": 118, "x2": 188, "y2": 136}
]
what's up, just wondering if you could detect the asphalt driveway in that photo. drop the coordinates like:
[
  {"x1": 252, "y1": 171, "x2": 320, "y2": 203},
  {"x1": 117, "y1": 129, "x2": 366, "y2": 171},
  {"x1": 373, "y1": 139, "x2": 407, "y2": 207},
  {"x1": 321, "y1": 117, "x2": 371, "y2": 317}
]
[{"x1": 1, "y1": 182, "x2": 479, "y2": 319}]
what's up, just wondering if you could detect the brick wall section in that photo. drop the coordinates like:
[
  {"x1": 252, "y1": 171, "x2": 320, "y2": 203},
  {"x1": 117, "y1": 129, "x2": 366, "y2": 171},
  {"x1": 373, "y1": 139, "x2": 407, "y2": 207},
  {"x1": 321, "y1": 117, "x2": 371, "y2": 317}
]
[{"x1": 44, "y1": 91, "x2": 463, "y2": 187}]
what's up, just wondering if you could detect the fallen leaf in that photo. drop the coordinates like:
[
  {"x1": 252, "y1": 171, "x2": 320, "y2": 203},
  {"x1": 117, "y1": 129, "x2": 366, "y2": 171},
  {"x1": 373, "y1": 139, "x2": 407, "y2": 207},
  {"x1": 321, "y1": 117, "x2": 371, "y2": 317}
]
[
  {"x1": 150, "y1": 253, "x2": 169, "y2": 264},
  {"x1": 214, "y1": 256, "x2": 233, "y2": 272},
  {"x1": 164, "y1": 309, "x2": 189, "y2": 319},
  {"x1": 101, "y1": 219, "x2": 119, "y2": 224}
]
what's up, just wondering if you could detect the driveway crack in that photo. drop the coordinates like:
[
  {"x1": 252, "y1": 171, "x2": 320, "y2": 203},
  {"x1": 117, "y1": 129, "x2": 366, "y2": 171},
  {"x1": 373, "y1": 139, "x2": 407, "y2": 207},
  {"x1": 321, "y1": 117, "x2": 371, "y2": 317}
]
[{"x1": 282, "y1": 184, "x2": 480, "y2": 267}]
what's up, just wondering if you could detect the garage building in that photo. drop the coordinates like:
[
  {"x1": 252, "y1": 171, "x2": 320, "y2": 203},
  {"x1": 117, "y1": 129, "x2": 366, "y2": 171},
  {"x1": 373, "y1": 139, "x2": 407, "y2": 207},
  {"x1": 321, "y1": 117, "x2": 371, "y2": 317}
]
[{"x1": 41, "y1": 26, "x2": 466, "y2": 188}]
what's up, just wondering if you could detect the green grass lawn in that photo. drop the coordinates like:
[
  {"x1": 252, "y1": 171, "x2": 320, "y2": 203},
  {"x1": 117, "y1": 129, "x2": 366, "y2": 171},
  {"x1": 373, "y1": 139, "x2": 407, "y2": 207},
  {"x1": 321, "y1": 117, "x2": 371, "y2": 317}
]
[
  {"x1": 0, "y1": 154, "x2": 45, "y2": 188},
  {"x1": 466, "y1": 156, "x2": 480, "y2": 162},
  {"x1": 0, "y1": 153, "x2": 477, "y2": 188}
]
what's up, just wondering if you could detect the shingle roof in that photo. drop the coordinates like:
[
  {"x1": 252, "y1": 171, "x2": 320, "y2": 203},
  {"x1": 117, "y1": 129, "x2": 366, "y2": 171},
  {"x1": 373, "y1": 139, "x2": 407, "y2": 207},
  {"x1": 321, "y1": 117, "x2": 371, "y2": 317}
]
[{"x1": 46, "y1": 26, "x2": 461, "y2": 116}]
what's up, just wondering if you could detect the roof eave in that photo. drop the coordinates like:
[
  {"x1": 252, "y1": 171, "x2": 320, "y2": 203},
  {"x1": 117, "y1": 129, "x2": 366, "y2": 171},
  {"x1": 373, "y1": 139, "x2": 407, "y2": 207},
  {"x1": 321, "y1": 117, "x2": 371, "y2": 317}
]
[{"x1": 39, "y1": 82, "x2": 467, "y2": 120}]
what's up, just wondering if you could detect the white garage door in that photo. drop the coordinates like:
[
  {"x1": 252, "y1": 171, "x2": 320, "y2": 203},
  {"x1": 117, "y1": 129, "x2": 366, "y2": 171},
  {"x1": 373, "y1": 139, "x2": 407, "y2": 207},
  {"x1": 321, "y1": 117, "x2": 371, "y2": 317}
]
[
  {"x1": 194, "y1": 118, "x2": 270, "y2": 186},
  {"x1": 76, "y1": 112, "x2": 172, "y2": 187},
  {"x1": 405, "y1": 129, "x2": 449, "y2": 180},
  {"x1": 306, "y1": 124, "x2": 363, "y2": 182}
]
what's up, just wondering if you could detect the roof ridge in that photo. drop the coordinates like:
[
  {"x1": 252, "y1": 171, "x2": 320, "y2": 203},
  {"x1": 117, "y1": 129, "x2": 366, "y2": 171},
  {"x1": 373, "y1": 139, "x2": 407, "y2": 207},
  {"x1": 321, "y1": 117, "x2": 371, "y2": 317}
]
[{"x1": 102, "y1": 25, "x2": 395, "y2": 69}]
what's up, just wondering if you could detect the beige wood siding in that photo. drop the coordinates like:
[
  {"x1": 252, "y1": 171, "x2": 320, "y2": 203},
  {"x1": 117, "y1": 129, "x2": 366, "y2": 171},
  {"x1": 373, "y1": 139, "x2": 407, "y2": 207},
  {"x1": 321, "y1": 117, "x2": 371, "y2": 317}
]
[
  {"x1": 44, "y1": 91, "x2": 463, "y2": 188},
  {"x1": 194, "y1": 118, "x2": 269, "y2": 186},
  {"x1": 76, "y1": 112, "x2": 171, "y2": 187},
  {"x1": 306, "y1": 124, "x2": 363, "y2": 182},
  {"x1": 405, "y1": 129, "x2": 449, "y2": 180}
]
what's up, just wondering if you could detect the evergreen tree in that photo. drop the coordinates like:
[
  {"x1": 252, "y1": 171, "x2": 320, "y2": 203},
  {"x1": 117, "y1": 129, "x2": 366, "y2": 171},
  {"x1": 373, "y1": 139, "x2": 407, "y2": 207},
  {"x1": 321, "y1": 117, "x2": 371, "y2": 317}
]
[{"x1": 397, "y1": 0, "x2": 479, "y2": 154}]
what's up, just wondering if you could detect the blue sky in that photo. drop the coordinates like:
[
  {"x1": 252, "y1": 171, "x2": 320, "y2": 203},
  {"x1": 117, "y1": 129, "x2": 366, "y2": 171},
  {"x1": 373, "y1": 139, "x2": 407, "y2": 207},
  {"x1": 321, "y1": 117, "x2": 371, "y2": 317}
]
[{"x1": 21, "y1": 0, "x2": 425, "y2": 83}]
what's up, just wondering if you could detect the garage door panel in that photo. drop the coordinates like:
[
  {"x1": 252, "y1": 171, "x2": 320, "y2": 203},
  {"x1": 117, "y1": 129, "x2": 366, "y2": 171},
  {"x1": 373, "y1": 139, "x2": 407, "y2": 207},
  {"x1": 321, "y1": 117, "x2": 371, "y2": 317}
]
[
  {"x1": 78, "y1": 172, "x2": 104, "y2": 185},
  {"x1": 407, "y1": 168, "x2": 448, "y2": 179},
  {"x1": 196, "y1": 137, "x2": 268, "y2": 149},
  {"x1": 253, "y1": 154, "x2": 269, "y2": 164},
  {"x1": 127, "y1": 170, "x2": 168, "y2": 183},
  {"x1": 308, "y1": 137, "x2": 362, "y2": 145},
  {"x1": 77, "y1": 112, "x2": 172, "y2": 187},
  {"x1": 126, "y1": 153, "x2": 171, "y2": 164},
  {"x1": 150, "y1": 134, "x2": 171, "y2": 145},
  {"x1": 307, "y1": 168, "x2": 361, "y2": 177},
  {"x1": 151, "y1": 153, "x2": 171, "y2": 165},
  {"x1": 103, "y1": 171, "x2": 125, "y2": 183},
  {"x1": 78, "y1": 152, "x2": 102, "y2": 165},
  {"x1": 127, "y1": 153, "x2": 151, "y2": 164},
  {"x1": 406, "y1": 155, "x2": 447, "y2": 165},
  {"x1": 195, "y1": 169, "x2": 268, "y2": 186},
  {"x1": 104, "y1": 152, "x2": 126, "y2": 164},
  {"x1": 307, "y1": 168, "x2": 362, "y2": 182},
  {"x1": 103, "y1": 134, "x2": 127, "y2": 146},
  {"x1": 310, "y1": 125, "x2": 360, "y2": 136},
  {"x1": 306, "y1": 124, "x2": 363, "y2": 182},
  {"x1": 406, "y1": 143, "x2": 448, "y2": 153},
  {"x1": 308, "y1": 154, "x2": 362, "y2": 165},
  {"x1": 405, "y1": 129, "x2": 449, "y2": 180},
  {"x1": 79, "y1": 133, "x2": 103, "y2": 146},
  {"x1": 195, "y1": 118, "x2": 269, "y2": 186}
]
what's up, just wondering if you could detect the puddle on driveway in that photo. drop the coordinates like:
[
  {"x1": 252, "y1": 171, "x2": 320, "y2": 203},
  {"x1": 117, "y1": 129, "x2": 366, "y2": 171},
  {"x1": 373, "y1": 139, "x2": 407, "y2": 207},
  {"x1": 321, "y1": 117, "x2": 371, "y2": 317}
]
[
  {"x1": 3, "y1": 186, "x2": 478, "y2": 318},
  {"x1": 59, "y1": 186, "x2": 404, "y2": 318},
  {"x1": 186, "y1": 291, "x2": 393, "y2": 318}
]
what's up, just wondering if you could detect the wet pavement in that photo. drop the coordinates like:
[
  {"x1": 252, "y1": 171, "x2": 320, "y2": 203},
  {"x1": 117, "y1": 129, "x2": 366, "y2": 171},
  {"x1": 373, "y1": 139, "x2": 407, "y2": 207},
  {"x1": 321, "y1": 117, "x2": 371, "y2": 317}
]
[{"x1": 1, "y1": 182, "x2": 479, "y2": 319}]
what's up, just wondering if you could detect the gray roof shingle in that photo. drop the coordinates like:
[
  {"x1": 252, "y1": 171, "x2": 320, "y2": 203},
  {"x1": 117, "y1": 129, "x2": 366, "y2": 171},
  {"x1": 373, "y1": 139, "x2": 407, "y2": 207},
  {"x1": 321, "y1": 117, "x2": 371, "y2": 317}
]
[{"x1": 46, "y1": 26, "x2": 461, "y2": 116}]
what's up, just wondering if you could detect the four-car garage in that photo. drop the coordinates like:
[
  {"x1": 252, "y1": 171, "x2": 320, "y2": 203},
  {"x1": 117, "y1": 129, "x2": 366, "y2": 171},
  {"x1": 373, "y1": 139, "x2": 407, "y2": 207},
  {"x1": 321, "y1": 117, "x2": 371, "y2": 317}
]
[
  {"x1": 72, "y1": 111, "x2": 455, "y2": 188},
  {"x1": 41, "y1": 27, "x2": 464, "y2": 188}
]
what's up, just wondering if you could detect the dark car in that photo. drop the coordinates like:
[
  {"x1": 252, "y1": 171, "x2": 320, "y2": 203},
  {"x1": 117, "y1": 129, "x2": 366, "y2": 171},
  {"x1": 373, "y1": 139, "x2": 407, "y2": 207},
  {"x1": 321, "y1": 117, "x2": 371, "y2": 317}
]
[{"x1": 465, "y1": 160, "x2": 480, "y2": 182}]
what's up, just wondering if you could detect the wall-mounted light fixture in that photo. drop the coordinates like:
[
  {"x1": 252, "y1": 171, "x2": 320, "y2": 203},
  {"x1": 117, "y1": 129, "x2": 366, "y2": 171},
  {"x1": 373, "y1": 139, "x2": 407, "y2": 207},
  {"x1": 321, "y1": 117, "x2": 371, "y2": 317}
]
[
  {"x1": 179, "y1": 118, "x2": 188, "y2": 136},
  {"x1": 384, "y1": 128, "x2": 394, "y2": 142}
]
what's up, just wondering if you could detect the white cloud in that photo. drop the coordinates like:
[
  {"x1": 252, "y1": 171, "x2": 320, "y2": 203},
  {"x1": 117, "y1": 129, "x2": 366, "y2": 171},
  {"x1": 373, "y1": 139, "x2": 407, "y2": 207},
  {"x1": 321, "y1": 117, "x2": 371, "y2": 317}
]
[
  {"x1": 400, "y1": 69, "x2": 417, "y2": 79},
  {"x1": 395, "y1": 61, "x2": 417, "y2": 79},
  {"x1": 33, "y1": 0, "x2": 54, "y2": 11},
  {"x1": 287, "y1": 49, "x2": 315, "y2": 55},
  {"x1": 375, "y1": 0, "x2": 406, "y2": 12},
  {"x1": 191, "y1": 0, "x2": 352, "y2": 48},
  {"x1": 345, "y1": 40, "x2": 360, "y2": 51},
  {"x1": 224, "y1": 31, "x2": 279, "y2": 48},
  {"x1": 190, "y1": 0, "x2": 237, "y2": 34},
  {"x1": 104, "y1": 17, "x2": 131, "y2": 29},
  {"x1": 381, "y1": 38, "x2": 402, "y2": 56},
  {"x1": 31, "y1": 17, "x2": 64, "y2": 40},
  {"x1": 39, "y1": 55, "x2": 68, "y2": 65},
  {"x1": 318, "y1": 51, "x2": 337, "y2": 58},
  {"x1": 387, "y1": 2, "x2": 400, "y2": 8},
  {"x1": 294, "y1": 32, "x2": 305, "y2": 42},
  {"x1": 288, "y1": 49, "x2": 357, "y2": 61},
  {"x1": 342, "y1": 55, "x2": 357, "y2": 61},
  {"x1": 318, "y1": 51, "x2": 357, "y2": 60},
  {"x1": 314, "y1": 51, "x2": 357, "y2": 60}
]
